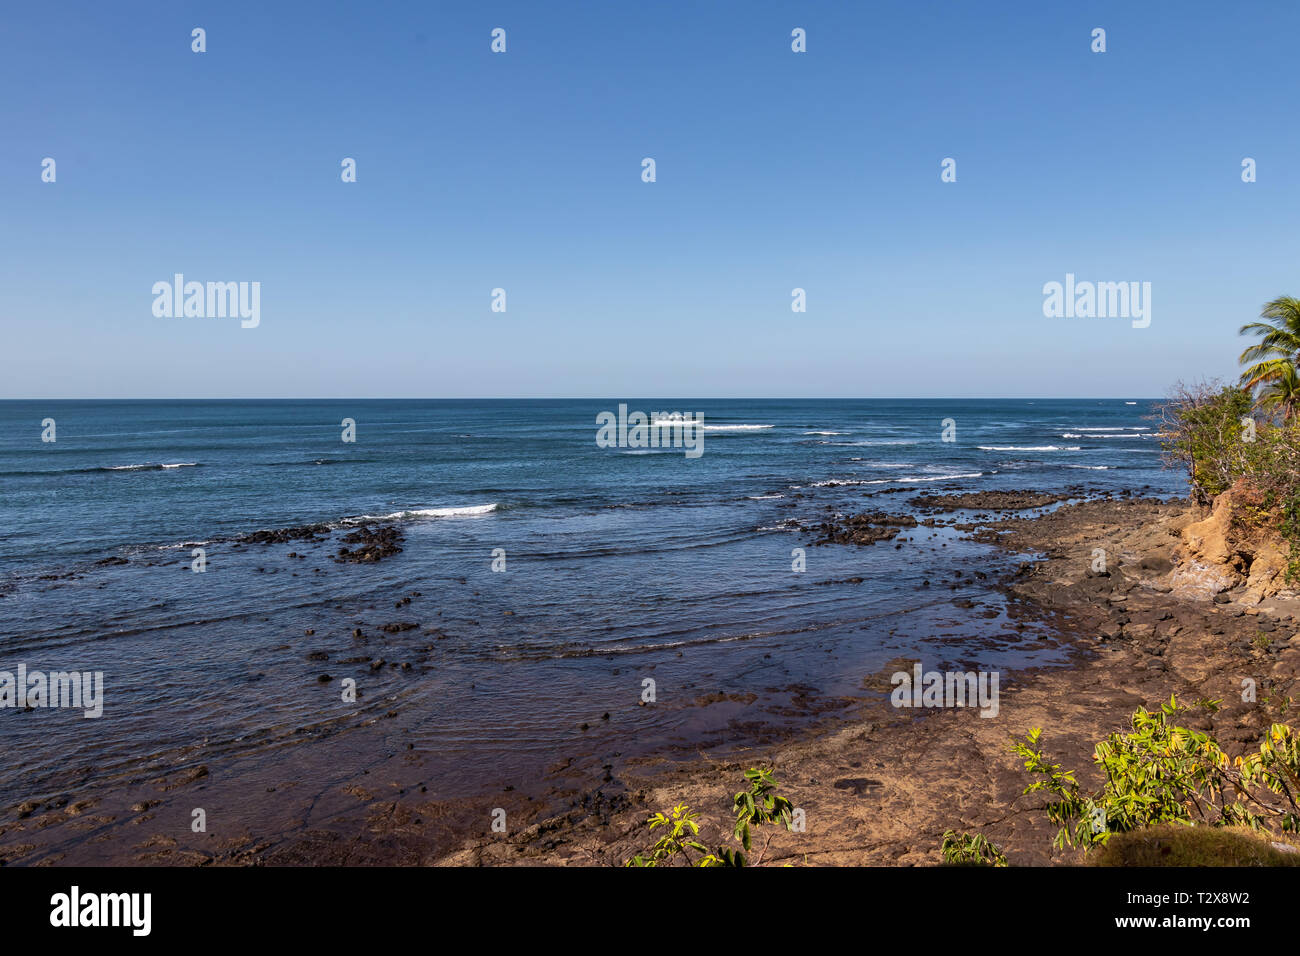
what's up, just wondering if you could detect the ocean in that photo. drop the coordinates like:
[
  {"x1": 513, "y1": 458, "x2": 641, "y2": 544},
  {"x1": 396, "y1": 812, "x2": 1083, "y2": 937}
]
[{"x1": 0, "y1": 399, "x2": 1183, "y2": 815}]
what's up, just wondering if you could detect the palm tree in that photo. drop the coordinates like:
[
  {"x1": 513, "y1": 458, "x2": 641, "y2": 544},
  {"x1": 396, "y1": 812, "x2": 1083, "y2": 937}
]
[
  {"x1": 1258, "y1": 364, "x2": 1300, "y2": 421},
  {"x1": 1239, "y1": 296, "x2": 1300, "y2": 419}
]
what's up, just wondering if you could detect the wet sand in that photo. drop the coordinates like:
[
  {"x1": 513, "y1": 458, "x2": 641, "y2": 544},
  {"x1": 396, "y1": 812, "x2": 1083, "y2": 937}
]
[
  {"x1": 3, "y1": 495, "x2": 1296, "y2": 866},
  {"x1": 438, "y1": 496, "x2": 1300, "y2": 866}
]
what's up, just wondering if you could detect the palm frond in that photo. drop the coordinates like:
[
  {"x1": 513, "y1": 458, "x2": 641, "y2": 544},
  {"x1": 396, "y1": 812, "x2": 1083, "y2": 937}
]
[{"x1": 1238, "y1": 297, "x2": 1300, "y2": 419}]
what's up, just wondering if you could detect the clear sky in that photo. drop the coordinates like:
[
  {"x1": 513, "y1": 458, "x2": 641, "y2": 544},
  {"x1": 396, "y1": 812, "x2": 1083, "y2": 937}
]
[{"x1": 2, "y1": 0, "x2": 1296, "y2": 398}]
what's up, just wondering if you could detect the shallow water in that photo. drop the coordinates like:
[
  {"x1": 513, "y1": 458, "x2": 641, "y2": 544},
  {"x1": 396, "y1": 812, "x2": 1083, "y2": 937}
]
[{"x1": 0, "y1": 399, "x2": 1182, "y2": 810}]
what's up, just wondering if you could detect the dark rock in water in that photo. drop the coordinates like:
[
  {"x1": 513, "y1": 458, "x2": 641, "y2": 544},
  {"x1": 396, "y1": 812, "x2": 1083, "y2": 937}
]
[
  {"x1": 380, "y1": 621, "x2": 418, "y2": 633},
  {"x1": 909, "y1": 490, "x2": 1069, "y2": 512},
  {"x1": 241, "y1": 523, "x2": 332, "y2": 545},
  {"x1": 96, "y1": 556, "x2": 129, "y2": 566},
  {"x1": 809, "y1": 511, "x2": 918, "y2": 547},
  {"x1": 334, "y1": 524, "x2": 404, "y2": 563}
]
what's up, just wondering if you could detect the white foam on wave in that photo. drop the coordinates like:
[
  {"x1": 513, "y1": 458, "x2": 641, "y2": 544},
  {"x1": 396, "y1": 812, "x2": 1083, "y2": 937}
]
[
  {"x1": 882, "y1": 472, "x2": 986, "y2": 484},
  {"x1": 747, "y1": 494, "x2": 785, "y2": 500},
  {"x1": 105, "y1": 462, "x2": 198, "y2": 471},
  {"x1": 350, "y1": 503, "x2": 498, "y2": 522},
  {"x1": 794, "y1": 469, "x2": 990, "y2": 489},
  {"x1": 803, "y1": 430, "x2": 847, "y2": 436},
  {"x1": 1064, "y1": 432, "x2": 1150, "y2": 439},
  {"x1": 978, "y1": 445, "x2": 1080, "y2": 452},
  {"x1": 701, "y1": 424, "x2": 774, "y2": 432},
  {"x1": 1066, "y1": 464, "x2": 1110, "y2": 470}
]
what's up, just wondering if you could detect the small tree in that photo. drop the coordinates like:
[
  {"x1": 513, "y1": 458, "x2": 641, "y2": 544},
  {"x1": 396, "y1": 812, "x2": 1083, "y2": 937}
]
[{"x1": 1155, "y1": 380, "x2": 1254, "y2": 505}]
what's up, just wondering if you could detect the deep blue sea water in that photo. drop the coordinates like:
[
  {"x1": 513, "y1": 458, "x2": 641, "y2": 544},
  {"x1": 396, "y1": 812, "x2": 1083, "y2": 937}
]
[{"x1": 0, "y1": 399, "x2": 1183, "y2": 818}]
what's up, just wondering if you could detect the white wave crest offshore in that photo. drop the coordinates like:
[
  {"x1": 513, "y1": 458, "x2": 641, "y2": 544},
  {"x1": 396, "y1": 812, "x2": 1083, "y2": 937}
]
[
  {"x1": 858, "y1": 471, "x2": 987, "y2": 485},
  {"x1": 349, "y1": 503, "x2": 498, "y2": 522},
  {"x1": 105, "y1": 462, "x2": 199, "y2": 471},
  {"x1": 978, "y1": 445, "x2": 1080, "y2": 452}
]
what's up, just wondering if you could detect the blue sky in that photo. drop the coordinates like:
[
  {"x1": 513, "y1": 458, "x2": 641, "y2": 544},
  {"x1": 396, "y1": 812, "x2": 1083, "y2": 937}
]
[{"x1": 2, "y1": 0, "x2": 1296, "y2": 398}]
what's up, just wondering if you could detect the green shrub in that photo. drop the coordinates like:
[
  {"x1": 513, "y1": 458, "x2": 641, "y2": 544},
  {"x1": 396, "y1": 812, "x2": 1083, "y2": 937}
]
[
  {"x1": 1011, "y1": 696, "x2": 1300, "y2": 860},
  {"x1": 1157, "y1": 381, "x2": 1300, "y2": 577},
  {"x1": 1156, "y1": 382, "x2": 1254, "y2": 504},
  {"x1": 940, "y1": 830, "x2": 1008, "y2": 866},
  {"x1": 626, "y1": 767, "x2": 795, "y2": 867}
]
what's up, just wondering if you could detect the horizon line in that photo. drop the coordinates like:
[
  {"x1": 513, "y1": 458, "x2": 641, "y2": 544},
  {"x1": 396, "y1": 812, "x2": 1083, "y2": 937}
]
[{"x1": 0, "y1": 396, "x2": 1166, "y2": 402}]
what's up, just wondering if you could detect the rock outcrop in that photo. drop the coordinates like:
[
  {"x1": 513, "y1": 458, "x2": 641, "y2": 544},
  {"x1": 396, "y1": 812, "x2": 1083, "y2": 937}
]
[{"x1": 1175, "y1": 480, "x2": 1293, "y2": 603}]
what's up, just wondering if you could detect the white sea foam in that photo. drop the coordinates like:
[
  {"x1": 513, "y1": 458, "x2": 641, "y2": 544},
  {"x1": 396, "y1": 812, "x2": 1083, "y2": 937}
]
[
  {"x1": 895, "y1": 471, "x2": 984, "y2": 483},
  {"x1": 1062, "y1": 432, "x2": 1149, "y2": 439},
  {"x1": 700, "y1": 424, "x2": 774, "y2": 432},
  {"x1": 803, "y1": 430, "x2": 847, "y2": 436},
  {"x1": 350, "y1": 503, "x2": 498, "y2": 522},
  {"x1": 860, "y1": 472, "x2": 987, "y2": 485},
  {"x1": 978, "y1": 445, "x2": 1080, "y2": 452},
  {"x1": 105, "y1": 462, "x2": 198, "y2": 471}
]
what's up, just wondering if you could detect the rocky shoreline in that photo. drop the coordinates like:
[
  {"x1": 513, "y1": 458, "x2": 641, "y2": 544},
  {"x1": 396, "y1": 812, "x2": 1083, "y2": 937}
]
[
  {"x1": 431, "y1": 494, "x2": 1300, "y2": 865},
  {"x1": 4, "y1": 493, "x2": 1296, "y2": 866}
]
